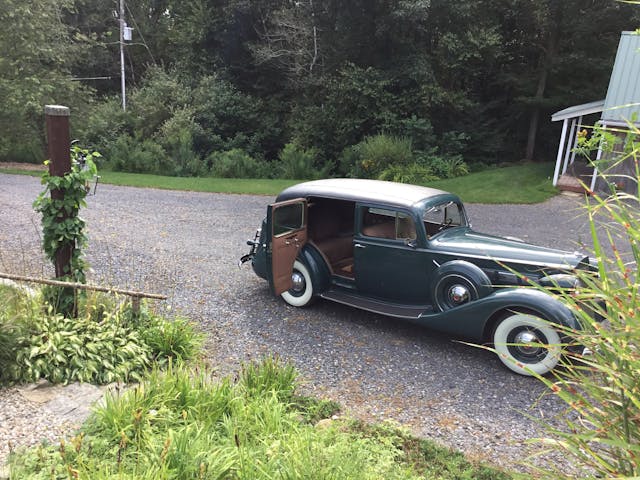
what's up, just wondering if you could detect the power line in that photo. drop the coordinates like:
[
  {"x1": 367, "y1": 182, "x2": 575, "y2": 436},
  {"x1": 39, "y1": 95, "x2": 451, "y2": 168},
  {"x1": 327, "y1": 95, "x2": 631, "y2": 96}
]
[
  {"x1": 124, "y1": 2, "x2": 157, "y2": 65},
  {"x1": 70, "y1": 76, "x2": 115, "y2": 81}
]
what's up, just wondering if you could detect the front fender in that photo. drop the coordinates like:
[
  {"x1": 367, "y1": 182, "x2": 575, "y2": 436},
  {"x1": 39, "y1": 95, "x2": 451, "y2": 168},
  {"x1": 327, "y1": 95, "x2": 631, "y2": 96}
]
[{"x1": 415, "y1": 287, "x2": 578, "y2": 341}]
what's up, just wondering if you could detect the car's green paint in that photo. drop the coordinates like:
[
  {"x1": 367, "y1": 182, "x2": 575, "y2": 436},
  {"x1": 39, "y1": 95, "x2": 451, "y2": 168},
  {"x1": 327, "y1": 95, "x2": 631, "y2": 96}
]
[
  {"x1": 244, "y1": 179, "x2": 586, "y2": 343},
  {"x1": 429, "y1": 228, "x2": 585, "y2": 271},
  {"x1": 412, "y1": 287, "x2": 579, "y2": 341}
]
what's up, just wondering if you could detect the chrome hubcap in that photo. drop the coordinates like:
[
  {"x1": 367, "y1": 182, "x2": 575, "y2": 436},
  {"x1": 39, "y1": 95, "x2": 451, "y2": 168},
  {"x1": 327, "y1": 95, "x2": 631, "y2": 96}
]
[
  {"x1": 291, "y1": 271, "x2": 306, "y2": 293},
  {"x1": 513, "y1": 330, "x2": 543, "y2": 355},
  {"x1": 448, "y1": 285, "x2": 470, "y2": 305}
]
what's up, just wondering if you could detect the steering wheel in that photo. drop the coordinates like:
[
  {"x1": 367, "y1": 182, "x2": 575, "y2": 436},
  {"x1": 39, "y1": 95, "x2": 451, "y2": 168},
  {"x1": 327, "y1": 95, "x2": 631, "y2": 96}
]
[{"x1": 437, "y1": 218, "x2": 452, "y2": 232}]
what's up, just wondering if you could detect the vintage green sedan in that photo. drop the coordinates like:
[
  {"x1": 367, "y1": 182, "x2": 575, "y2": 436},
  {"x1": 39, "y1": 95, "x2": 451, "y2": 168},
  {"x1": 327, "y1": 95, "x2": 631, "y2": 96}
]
[{"x1": 240, "y1": 179, "x2": 591, "y2": 376}]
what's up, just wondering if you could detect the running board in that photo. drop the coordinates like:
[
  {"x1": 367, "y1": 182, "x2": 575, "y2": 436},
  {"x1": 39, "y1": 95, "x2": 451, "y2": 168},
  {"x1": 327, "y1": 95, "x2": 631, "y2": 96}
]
[{"x1": 320, "y1": 290, "x2": 433, "y2": 319}]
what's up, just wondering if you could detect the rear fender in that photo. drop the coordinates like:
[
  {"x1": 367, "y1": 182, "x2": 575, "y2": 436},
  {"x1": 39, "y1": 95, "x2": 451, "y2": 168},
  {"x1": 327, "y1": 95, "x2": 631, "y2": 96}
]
[
  {"x1": 415, "y1": 288, "x2": 578, "y2": 341},
  {"x1": 299, "y1": 244, "x2": 331, "y2": 294}
]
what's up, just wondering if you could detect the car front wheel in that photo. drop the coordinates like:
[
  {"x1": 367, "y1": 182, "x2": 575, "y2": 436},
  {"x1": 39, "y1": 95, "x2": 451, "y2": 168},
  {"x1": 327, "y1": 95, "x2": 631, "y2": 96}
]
[
  {"x1": 493, "y1": 312, "x2": 562, "y2": 376},
  {"x1": 281, "y1": 260, "x2": 314, "y2": 307}
]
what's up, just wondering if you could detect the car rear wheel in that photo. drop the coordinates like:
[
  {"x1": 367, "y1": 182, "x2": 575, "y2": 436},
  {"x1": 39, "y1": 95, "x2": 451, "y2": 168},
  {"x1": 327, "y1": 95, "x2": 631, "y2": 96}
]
[
  {"x1": 493, "y1": 312, "x2": 561, "y2": 376},
  {"x1": 281, "y1": 260, "x2": 314, "y2": 307}
]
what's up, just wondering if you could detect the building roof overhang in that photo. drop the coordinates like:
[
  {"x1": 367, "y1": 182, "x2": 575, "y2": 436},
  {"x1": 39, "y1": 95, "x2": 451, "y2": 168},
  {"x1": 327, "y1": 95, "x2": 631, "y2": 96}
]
[{"x1": 551, "y1": 100, "x2": 605, "y2": 122}]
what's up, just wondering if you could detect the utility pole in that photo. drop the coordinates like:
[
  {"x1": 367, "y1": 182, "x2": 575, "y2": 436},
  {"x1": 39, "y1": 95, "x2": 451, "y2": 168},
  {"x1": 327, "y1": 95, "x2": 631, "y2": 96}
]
[{"x1": 119, "y1": 0, "x2": 126, "y2": 111}]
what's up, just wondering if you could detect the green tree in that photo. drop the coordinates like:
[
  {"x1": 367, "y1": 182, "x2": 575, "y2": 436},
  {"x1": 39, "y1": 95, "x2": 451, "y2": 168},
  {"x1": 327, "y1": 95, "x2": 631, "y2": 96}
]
[
  {"x1": 0, "y1": 0, "x2": 90, "y2": 162},
  {"x1": 501, "y1": 0, "x2": 638, "y2": 161}
]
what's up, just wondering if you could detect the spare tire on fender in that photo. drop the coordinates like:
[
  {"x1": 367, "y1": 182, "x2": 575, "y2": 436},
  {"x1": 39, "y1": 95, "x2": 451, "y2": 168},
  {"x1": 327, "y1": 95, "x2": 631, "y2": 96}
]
[{"x1": 432, "y1": 260, "x2": 492, "y2": 311}]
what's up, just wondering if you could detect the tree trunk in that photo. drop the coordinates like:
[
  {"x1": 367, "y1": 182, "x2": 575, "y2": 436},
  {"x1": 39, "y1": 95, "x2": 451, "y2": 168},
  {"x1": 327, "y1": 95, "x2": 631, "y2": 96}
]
[
  {"x1": 525, "y1": 3, "x2": 561, "y2": 162},
  {"x1": 524, "y1": 64, "x2": 549, "y2": 161}
]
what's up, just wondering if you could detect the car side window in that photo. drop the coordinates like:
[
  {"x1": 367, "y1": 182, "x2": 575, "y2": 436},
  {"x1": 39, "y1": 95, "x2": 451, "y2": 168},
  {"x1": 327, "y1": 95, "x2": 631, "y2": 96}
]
[
  {"x1": 273, "y1": 202, "x2": 305, "y2": 237},
  {"x1": 361, "y1": 207, "x2": 416, "y2": 241}
]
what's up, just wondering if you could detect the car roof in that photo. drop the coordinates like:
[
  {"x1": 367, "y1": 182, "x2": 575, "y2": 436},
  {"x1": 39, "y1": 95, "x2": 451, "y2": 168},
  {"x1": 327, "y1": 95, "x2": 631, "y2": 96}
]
[{"x1": 276, "y1": 178, "x2": 454, "y2": 208}]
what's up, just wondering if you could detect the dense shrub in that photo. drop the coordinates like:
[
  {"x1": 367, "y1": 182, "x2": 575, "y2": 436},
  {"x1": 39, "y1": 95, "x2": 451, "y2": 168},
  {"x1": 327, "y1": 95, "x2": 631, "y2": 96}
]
[
  {"x1": 11, "y1": 310, "x2": 152, "y2": 384},
  {"x1": 396, "y1": 115, "x2": 438, "y2": 153},
  {"x1": 290, "y1": 64, "x2": 399, "y2": 163},
  {"x1": 0, "y1": 140, "x2": 44, "y2": 163},
  {"x1": 208, "y1": 149, "x2": 269, "y2": 178},
  {"x1": 128, "y1": 67, "x2": 192, "y2": 139},
  {"x1": 192, "y1": 75, "x2": 283, "y2": 160},
  {"x1": 340, "y1": 134, "x2": 413, "y2": 179},
  {"x1": 156, "y1": 108, "x2": 207, "y2": 177},
  {"x1": 77, "y1": 96, "x2": 133, "y2": 152},
  {"x1": 275, "y1": 142, "x2": 330, "y2": 180},
  {"x1": 378, "y1": 163, "x2": 438, "y2": 184},
  {"x1": 419, "y1": 154, "x2": 470, "y2": 179},
  {"x1": 77, "y1": 69, "x2": 288, "y2": 176},
  {"x1": 105, "y1": 134, "x2": 170, "y2": 174},
  {"x1": 0, "y1": 286, "x2": 202, "y2": 386}
]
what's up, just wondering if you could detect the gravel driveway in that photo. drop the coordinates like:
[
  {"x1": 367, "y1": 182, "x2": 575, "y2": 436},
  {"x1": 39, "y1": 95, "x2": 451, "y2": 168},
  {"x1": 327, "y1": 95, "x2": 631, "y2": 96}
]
[{"x1": 0, "y1": 172, "x2": 623, "y2": 473}]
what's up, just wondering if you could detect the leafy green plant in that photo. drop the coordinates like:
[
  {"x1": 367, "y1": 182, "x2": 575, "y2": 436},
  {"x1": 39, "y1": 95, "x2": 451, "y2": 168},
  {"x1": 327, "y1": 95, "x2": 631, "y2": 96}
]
[
  {"x1": 421, "y1": 154, "x2": 470, "y2": 179},
  {"x1": 207, "y1": 148, "x2": 269, "y2": 178},
  {"x1": 155, "y1": 108, "x2": 207, "y2": 177},
  {"x1": 237, "y1": 355, "x2": 298, "y2": 401},
  {"x1": 290, "y1": 395, "x2": 341, "y2": 424},
  {"x1": 105, "y1": 134, "x2": 171, "y2": 174},
  {"x1": 11, "y1": 308, "x2": 151, "y2": 384},
  {"x1": 275, "y1": 142, "x2": 330, "y2": 179},
  {"x1": 341, "y1": 134, "x2": 414, "y2": 179},
  {"x1": 378, "y1": 162, "x2": 438, "y2": 184},
  {"x1": 0, "y1": 287, "x2": 203, "y2": 386},
  {"x1": 9, "y1": 359, "x2": 508, "y2": 479},
  {"x1": 33, "y1": 145, "x2": 99, "y2": 317},
  {"x1": 0, "y1": 284, "x2": 32, "y2": 380},
  {"x1": 140, "y1": 316, "x2": 204, "y2": 366}
]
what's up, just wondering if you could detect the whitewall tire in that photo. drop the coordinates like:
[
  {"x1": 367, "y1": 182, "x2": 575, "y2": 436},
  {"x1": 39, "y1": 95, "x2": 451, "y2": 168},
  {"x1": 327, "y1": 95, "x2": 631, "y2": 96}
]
[
  {"x1": 281, "y1": 260, "x2": 314, "y2": 307},
  {"x1": 493, "y1": 313, "x2": 562, "y2": 376}
]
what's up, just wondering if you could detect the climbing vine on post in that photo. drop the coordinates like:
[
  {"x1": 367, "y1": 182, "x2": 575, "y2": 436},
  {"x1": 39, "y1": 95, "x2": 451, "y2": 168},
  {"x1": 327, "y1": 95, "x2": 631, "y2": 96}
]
[{"x1": 33, "y1": 145, "x2": 100, "y2": 317}]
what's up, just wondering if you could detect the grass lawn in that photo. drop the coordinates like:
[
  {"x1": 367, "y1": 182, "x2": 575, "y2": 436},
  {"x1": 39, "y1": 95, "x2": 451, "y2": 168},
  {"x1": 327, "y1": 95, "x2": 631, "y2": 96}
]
[
  {"x1": 99, "y1": 171, "x2": 300, "y2": 196},
  {"x1": 0, "y1": 162, "x2": 559, "y2": 203},
  {"x1": 427, "y1": 162, "x2": 559, "y2": 204}
]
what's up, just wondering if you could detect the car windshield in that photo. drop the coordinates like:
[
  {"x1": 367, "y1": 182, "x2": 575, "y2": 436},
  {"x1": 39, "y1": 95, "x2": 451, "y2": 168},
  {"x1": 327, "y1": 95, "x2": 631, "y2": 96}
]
[{"x1": 423, "y1": 201, "x2": 466, "y2": 237}]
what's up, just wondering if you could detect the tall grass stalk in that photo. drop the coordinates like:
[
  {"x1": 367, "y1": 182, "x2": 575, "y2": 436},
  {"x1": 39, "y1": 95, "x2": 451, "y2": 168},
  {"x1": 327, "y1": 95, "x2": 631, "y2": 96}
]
[{"x1": 530, "y1": 125, "x2": 640, "y2": 478}]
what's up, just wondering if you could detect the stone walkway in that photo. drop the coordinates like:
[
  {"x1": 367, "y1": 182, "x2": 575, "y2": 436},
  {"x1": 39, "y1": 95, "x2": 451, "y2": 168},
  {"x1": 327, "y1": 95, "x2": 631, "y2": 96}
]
[{"x1": 0, "y1": 380, "x2": 115, "y2": 476}]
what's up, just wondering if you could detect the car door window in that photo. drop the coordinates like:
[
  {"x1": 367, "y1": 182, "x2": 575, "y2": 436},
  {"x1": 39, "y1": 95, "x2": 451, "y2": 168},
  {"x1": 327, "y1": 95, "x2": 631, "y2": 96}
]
[
  {"x1": 361, "y1": 207, "x2": 416, "y2": 241},
  {"x1": 273, "y1": 202, "x2": 305, "y2": 236}
]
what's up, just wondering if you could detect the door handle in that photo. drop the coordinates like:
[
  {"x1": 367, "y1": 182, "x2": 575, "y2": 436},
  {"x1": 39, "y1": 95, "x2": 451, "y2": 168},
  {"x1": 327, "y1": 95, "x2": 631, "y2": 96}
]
[{"x1": 354, "y1": 243, "x2": 366, "y2": 249}]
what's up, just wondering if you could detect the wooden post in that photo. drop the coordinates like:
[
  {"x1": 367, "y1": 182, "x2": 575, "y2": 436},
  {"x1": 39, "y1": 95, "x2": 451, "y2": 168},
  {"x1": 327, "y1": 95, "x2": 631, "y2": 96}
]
[
  {"x1": 552, "y1": 118, "x2": 568, "y2": 186},
  {"x1": 44, "y1": 105, "x2": 73, "y2": 278},
  {"x1": 561, "y1": 118, "x2": 577, "y2": 175},
  {"x1": 131, "y1": 296, "x2": 141, "y2": 317}
]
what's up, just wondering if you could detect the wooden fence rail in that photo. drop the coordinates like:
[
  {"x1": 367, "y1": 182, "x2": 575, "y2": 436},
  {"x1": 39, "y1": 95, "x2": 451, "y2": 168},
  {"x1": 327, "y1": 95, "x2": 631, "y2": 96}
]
[{"x1": 0, "y1": 272, "x2": 167, "y2": 313}]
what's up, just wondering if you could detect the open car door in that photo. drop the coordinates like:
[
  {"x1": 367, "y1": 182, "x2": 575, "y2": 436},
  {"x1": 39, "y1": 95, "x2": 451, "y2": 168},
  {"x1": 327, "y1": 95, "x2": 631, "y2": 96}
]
[{"x1": 266, "y1": 198, "x2": 308, "y2": 295}]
